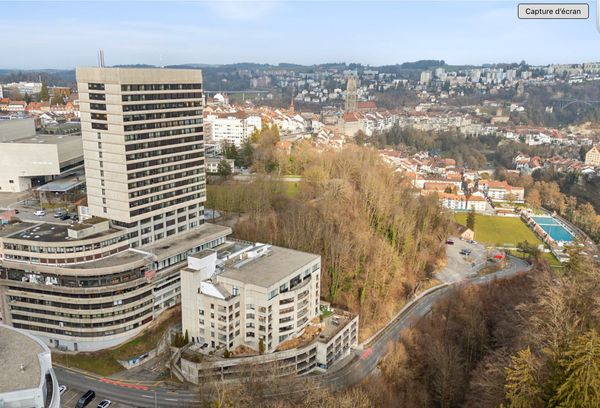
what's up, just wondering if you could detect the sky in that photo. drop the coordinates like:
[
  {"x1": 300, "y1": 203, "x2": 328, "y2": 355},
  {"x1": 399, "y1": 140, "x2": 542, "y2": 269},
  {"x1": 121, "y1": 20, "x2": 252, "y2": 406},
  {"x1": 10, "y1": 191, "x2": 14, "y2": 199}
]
[{"x1": 2, "y1": 0, "x2": 599, "y2": 69}]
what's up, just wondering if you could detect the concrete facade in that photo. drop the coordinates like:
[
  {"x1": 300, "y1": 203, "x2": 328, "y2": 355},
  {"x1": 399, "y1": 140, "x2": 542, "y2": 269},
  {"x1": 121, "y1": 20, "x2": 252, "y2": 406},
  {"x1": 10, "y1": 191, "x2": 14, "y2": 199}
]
[
  {"x1": 181, "y1": 243, "x2": 321, "y2": 354},
  {"x1": 76, "y1": 67, "x2": 206, "y2": 247},
  {"x1": 0, "y1": 68, "x2": 235, "y2": 352},
  {"x1": 0, "y1": 119, "x2": 83, "y2": 192},
  {"x1": 177, "y1": 312, "x2": 358, "y2": 383}
]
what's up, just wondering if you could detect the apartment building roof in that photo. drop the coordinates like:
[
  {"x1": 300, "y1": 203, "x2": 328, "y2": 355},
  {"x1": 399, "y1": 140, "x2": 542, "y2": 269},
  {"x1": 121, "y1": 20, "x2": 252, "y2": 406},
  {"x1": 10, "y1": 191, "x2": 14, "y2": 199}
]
[{"x1": 219, "y1": 246, "x2": 319, "y2": 288}]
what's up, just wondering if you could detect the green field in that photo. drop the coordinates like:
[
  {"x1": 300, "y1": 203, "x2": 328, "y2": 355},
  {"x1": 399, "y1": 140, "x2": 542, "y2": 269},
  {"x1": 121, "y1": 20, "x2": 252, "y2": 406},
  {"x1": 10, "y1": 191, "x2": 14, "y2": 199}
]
[{"x1": 454, "y1": 214, "x2": 541, "y2": 247}]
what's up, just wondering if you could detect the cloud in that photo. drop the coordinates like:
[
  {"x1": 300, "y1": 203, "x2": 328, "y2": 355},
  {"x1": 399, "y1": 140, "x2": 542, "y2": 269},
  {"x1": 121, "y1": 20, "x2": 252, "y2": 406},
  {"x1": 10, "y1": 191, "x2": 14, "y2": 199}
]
[{"x1": 204, "y1": 0, "x2": 282, "y2": 21}]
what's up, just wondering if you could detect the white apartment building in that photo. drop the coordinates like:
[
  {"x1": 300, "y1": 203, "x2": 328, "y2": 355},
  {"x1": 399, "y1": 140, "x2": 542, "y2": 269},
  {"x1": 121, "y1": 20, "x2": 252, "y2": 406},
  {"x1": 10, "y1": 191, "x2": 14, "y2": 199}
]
[
  {"x1": 480, "y1": 181, "x2": 525, "y2": 202},
  {"x1": 204, "y1": 114, "x2": 261, "y2": 149},
  {"x1": 442, "y1": 194, "x2": 487, "y2": 212},
  {"x1": 181, "y1": 242, "x2": 321, "y2": 353},
  {"x1": 76, "y1": 67, "x2": 206, "y2": 247}
]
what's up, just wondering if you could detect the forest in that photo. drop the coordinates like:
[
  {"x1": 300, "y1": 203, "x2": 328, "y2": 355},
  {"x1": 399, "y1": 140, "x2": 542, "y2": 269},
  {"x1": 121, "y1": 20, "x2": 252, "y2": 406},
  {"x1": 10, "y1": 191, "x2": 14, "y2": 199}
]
[
  {"x1": 208, "y1": 142, "x2": 452, "y2": 339},
  {"x1": 206, "y1": 255, "x2": 600, "y2": 408}
]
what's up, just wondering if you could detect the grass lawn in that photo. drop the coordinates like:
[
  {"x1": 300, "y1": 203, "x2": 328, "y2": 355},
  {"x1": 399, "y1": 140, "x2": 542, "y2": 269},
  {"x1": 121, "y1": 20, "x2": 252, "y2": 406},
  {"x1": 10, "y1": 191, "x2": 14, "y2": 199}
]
[
  {"x1": 454, "y1": 214, "x2": 541, "y2": 247},
  {"x1": 52, "y1": 308, "x2": 180, "y2": 376},
  {"x1": 279, "y1": 181, "x2": 300, "y2": 198}
]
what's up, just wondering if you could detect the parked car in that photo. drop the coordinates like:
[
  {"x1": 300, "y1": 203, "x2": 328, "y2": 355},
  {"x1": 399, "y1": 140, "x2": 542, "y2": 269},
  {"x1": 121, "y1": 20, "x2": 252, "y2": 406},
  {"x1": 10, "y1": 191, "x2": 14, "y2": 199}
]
[
  {"x1": 58, "y1": 385, "x2": 67, "y2": 395},
  {"x1": 97, "y1": 400, "x2": 112, "y2": 408},
  {"x1": 33, "y1": 210, "x2": 45, "y2": 216},
  {"x1": 59, "y1": 213, "x2": 71, "y2": 221},
  {"x1": 53, "y1": 210, "x2": 66, "y2": 218},
  {"x1": 71, "y1": 214, "x2": 79, "y2": 222},
  {"x1": 445, "y1": 240, "x2": 454, "y2": 245},
  {"x1": 75, "y1": 390, "x2": 95, "y2": 408},
  {"x1": 460, "y1": 249, "x2": 472, "y2": 256}
]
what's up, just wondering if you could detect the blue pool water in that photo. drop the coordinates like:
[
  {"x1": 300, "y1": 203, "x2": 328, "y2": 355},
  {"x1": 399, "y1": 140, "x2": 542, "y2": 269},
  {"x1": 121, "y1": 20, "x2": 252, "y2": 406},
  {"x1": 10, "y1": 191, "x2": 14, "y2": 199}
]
[{"x1": 531, "y1": 216, "x2": 574, "y2": 242}]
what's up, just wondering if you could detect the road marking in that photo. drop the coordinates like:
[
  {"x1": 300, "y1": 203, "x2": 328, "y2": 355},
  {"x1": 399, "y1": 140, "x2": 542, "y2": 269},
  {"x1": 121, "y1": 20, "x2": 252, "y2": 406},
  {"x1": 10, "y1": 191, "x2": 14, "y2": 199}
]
[
  {"x1": 99, "y1": 377, "x2": 149, "y2": 390},
  {"x1": 360, "y1": 347, "x2": 373, "y2": 360},
  {"x1": 141, "y1": 395, "x2": 153, "y2": 399},
  {"x1": 166, "y1": 398, "x2": 178, "y2": 401}
]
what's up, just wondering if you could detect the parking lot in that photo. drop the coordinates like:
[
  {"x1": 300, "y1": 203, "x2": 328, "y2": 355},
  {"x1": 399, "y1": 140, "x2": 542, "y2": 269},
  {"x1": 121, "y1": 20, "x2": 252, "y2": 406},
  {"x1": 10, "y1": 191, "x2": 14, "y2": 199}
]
[
  {"x1": 436, "y1": 237, "x2": 487, "y2": 283},
  {"x1": 60, "y1": 385, "x2": 133, "y2": 408},
  {"x1": 7, "y1": 205, "x2": 78, "y2": 225}
]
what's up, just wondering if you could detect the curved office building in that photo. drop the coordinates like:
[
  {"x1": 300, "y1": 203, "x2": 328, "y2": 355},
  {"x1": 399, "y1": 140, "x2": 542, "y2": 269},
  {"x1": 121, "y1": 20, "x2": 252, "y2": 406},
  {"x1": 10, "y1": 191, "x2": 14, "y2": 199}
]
[{"x1": 0, "y1": 67, "x2": 231, "y2": 352}]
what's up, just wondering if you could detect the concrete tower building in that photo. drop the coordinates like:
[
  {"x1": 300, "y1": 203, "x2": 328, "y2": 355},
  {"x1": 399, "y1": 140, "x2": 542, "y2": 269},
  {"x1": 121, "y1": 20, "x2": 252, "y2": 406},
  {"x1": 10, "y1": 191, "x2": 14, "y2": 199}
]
[
  {"x1": 344, "y1": 74, "x2": 358, "y2": 113},
  {"x1": 0, "y1": 68, "x2": 231, "y2": 352},
  {"x1": 77, "y1": 67, "x2": 206, "y2": 247}
]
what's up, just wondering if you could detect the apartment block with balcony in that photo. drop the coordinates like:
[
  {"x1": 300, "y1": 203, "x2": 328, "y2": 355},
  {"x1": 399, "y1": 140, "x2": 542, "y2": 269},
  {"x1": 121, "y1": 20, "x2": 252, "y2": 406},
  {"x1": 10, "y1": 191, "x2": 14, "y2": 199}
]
[{"x1": 181, "y1": 242, "x2": 321, "y2": 354}]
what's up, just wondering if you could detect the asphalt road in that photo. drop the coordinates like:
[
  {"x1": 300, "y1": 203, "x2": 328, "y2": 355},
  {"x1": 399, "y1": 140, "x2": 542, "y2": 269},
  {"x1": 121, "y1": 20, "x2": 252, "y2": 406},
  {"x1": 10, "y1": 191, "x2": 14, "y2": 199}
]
[{"x1": 55, "y1": 256, "x2": 531, "y2": 406}]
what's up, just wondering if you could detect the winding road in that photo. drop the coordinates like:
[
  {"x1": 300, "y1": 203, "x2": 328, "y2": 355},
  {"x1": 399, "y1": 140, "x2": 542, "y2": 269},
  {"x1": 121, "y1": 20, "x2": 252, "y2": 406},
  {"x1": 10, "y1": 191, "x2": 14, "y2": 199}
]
[{"x1": 55, "y1": 256, "x2": 531, "y2": 406}]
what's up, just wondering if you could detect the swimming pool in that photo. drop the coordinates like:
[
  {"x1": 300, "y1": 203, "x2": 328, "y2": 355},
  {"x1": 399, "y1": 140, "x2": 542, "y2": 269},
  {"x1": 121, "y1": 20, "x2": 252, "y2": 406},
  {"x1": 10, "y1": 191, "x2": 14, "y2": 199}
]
[{"x1": 531, "y1": 216, "x2": 574, "y2": 242}]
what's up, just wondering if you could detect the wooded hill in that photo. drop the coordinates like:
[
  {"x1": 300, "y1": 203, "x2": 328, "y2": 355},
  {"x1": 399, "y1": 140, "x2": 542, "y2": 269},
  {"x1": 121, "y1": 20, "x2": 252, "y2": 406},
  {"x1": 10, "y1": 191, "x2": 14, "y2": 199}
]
[{"x1": 208, "y1": 144, "x2": 452, "y2": 339}]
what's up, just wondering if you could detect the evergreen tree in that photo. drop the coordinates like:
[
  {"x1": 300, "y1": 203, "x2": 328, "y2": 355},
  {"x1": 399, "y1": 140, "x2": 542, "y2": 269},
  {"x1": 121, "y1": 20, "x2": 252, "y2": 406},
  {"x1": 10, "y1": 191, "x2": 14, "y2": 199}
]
[
  {"x1": 217, "y1": 159, "x2": 232, "y2": 178},
  {"x1": 222, "y1": 142, "x2": 239, "y2": 161},
  {"x1": 239, "y1": 140, "x2": 255, "y2": 168},
  {"x1": 466, "y1": 208, "x2": 476, "y2": 231},
  {"x1": 505, "y1": 347, "x2": 543, "y2": 408},
  {"x1": 40, "y1": 83, "x2": 49, "y2": 101},
  {"x1": 550, "y1": 330, "x2": 600, "y2": 407}
]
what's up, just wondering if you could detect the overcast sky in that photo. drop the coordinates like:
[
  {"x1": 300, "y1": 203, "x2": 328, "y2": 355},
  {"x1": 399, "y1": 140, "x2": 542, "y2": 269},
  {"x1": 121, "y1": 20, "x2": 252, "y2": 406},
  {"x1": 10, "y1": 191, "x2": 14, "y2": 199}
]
[{"x1": 2, "y1": 0, "x2": 600, "y2": 69}]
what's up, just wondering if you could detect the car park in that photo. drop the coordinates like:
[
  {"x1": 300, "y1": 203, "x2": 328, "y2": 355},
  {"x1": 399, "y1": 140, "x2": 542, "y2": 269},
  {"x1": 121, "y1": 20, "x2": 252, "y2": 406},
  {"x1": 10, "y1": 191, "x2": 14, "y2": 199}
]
[
  {"x1": 33, "y1": 210, "x2": 45, "y2": 216},
  {"x1": 75, "y1": 390, "x2": 96, "y2": 408}
]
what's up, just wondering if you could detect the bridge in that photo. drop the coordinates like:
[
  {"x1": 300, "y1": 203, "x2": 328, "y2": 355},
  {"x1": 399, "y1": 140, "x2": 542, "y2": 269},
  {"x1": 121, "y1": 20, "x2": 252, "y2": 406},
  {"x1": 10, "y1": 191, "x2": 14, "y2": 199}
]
[{"x1": 552, "y1": 98, "x2": 600, "y2": 110}]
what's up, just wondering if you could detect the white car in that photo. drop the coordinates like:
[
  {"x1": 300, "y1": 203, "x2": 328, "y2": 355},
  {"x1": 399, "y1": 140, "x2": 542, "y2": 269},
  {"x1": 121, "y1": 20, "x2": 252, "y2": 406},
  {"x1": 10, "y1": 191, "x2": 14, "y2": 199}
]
[
  {"x1": 97, "y1": 400, "x2": 112, "y2": 408},
  {"x1": 58, "y1": 385, "x2": 67, "y2": 395},
  {"x1": 33, "y1": 210, "x2": 46, "y2": 216}
]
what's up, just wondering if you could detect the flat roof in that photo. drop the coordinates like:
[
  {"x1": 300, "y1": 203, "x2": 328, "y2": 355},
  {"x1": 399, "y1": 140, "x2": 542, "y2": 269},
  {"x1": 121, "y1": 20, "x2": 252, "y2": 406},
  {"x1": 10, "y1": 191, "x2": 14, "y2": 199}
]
[
  {"x1": 62, "y1": 249, "x2": 146, "y2": 270},
  {"x1": 37, "y1": 173, "x2": 85, "y2": 192},
  {"x1": 219, "y1": 246, "x2": 319, "y2": 288},
  {"x1": 317, "y1": 312, "x2": 355, "y2": 344},
  {"x1": 144, "y1": 223, "x2": 232, "y2": 261},
  {"x1": 0, "y1": 325, "x2": 45, "y2": 394},
  {"x1": 0, "y1": 221, "x2": 121, "y2": 243},
  {"x1": 5, "y1": 133, "x2": 81, "y2": 145}
]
